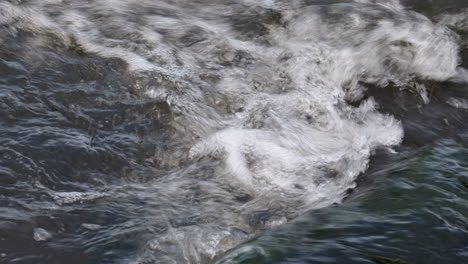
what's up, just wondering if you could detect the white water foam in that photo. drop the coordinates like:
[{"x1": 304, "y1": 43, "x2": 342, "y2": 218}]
[{"x1": 1, "y1": 0, "x2": 464, "y2": 262}]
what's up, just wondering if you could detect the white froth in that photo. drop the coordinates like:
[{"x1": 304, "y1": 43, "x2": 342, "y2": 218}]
[
  {"x1": 49, "y1": 191, "x2": 106, "y2": 205},
  {"x1": 33, "y1": 228, "x2": 52, "y2": 242},
  {"x1": 447, "y1": 98, "x2": 468, "y2": 110},
  {"x1": 2, "y1": 0, "x2": 464, "y2": 262}
]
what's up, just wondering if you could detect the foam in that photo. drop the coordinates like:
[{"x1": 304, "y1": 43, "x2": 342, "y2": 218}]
[
  {"x1": 49, "y1": 191, "x2": 106, "y2": 205},
  {"x1": 2, "y1": 0, "x2": 464, "y2": 262}
]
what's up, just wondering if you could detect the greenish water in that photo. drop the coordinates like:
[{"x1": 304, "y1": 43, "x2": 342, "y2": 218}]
[{"x1": 220, "y1": 139, "x2": 468, "y2": 263}]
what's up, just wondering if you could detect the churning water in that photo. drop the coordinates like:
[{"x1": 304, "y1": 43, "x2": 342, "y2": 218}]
[{"x1": 1, "y1": 0, "x2": 468, "y2": 263}]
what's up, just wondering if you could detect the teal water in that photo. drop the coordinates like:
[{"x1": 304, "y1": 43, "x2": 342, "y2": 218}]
[{"x1": 220, "y1": 139, "x2": 468, "y2": 263}]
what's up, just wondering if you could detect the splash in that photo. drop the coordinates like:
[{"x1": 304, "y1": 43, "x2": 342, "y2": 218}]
[{"x1": 1, "y1": 0, "x2": 464, "y2": 262}]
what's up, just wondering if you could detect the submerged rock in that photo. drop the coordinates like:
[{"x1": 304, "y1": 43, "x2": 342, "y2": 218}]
[{"x1": 0, "y1": 168, "x2": 17, "y2": 185}]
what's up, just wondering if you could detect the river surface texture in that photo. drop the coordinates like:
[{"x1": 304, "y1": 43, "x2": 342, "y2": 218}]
[{"x1": 1, "y1": 0, "x2": 468, "y2": 263}]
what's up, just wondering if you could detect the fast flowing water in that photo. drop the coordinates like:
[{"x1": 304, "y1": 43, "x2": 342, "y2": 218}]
[{"x1": 0, "y1": 0, "x2": 468, "y2": 263}]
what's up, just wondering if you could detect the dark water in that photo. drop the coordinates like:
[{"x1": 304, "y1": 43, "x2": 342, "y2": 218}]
[
  {"x1": 1, "y1": 0, "x2": 468, "y2": 263},
  {"x1": 0, "y1": 35, "x2": 174, "y2": 263},
  {"x1": 219, "y1": 140, "x2": 468, "y2": 264}
]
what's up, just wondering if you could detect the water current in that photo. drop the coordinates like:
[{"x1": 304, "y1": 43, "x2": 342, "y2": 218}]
[{"x1": 1, "y1": 0, "x2": 468, "y2": 263}]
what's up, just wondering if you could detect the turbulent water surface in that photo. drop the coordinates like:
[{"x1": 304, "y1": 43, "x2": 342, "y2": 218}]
[{"x1": 1, "y1": 0, "x2": 468, "y2": 263}]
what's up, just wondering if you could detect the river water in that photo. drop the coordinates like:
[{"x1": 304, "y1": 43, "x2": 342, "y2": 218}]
[{"x1": 0, "y1": 0, "x2": 467, "y2": 263}]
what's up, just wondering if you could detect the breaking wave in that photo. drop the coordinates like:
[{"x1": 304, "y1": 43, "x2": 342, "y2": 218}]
[{"x1": 1, "y1": 0, "x2": 466, "y2": 263}]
